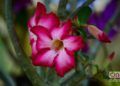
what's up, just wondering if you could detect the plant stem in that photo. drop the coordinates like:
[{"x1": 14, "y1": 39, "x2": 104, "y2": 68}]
[
  {"x1": 69, "y1": 0, "x2": 77, "y2": 12},
  {"x1": 4, "y1": 0, "x2": 45, "y2": 86},
  {"x1": 75, "y1": 52, "x2": 80, "y2": 73},
  {"x1": 57, "y1": 0, "x2": 68, "y2": 20},
  {"x1": 69, "y1": 0, "x2": 95, "y2": 18}
]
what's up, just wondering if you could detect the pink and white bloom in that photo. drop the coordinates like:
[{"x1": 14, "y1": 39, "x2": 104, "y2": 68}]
[
  {"x1": 87, "y1": 25, "x2": 111, "y2": 43},
  {"x1": 28, "y1": 2, "x2": 84, "y2": 77},
  {"x1": 30, "y1": 19, "x2": 84, "y2": 76},
  {"x1": 27, "y1": 2, "x2": 60, "y2": 58}
]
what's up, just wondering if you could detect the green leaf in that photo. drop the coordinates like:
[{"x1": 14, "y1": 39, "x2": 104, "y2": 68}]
[
  {"x1": 57, "y1": 0, "x2": 68, "y2": 20},
  {"x1": 78, "y1": 28, "x2": 87, "y2": 40},
  {"x1": 78, "y1": 6, "x2": 92, "y2": 25}
]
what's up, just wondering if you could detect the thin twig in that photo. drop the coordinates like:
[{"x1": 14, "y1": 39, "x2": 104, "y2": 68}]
[{"x1": 4, "y1": 0, "x2": 45, "y2": 86}]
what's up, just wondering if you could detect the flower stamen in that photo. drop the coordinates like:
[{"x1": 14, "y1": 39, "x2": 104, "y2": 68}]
[{"x1": 52, "y1": 39, "x2": 63, "y2": 50}]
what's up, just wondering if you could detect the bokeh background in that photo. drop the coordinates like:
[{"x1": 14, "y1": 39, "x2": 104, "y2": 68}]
[{"x1": 0, "y1": 0, "x2": 120, "y2": 86}]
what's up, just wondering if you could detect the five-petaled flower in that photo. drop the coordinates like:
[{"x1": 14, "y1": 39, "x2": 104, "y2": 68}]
[{"x1": 28, "y1": 2, "x2": 84, "y2": 76}]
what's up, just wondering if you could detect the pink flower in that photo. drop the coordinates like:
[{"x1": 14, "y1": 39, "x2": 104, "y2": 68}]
[
  {"x1": 87, "y1": 25, "x2": 111, "y2": 43},
  {"x1": 30, "y1": 19, "x2": 84, "y2": 76},
  {"x1": 28, "y1": 2, "x2": 84, "y2": 76},
  {"x1": 27, "y1": 2, "x2": 60, "y2": 58},
  {"x1": 27, "y1": 2, "x2": 84, "y2": 76}
]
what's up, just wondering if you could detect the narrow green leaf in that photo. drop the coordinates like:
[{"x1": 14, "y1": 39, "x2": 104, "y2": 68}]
[
  {"x1": 69, "y1": 0, "x2": 95, "y2": 18},
  {"x1": 57, "y1": 0, "x2": 68, "y2": 20},
  {"x1": 78, "y1": 6, "x2": 92, "y2": 25}
]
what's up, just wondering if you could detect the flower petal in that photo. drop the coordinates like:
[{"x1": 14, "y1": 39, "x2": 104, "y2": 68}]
[
  {"x1": 31, "y1": 26, "x2": 51, "y2": 38},
  {"x1": 33, "y1": 49, "x2": 57, "y2": 67},
  {"x1": 38, "y1": 12, "x2": 60, "y2": 29},
  {"x1": 31, "y1": 26, "x2": 52, "y2": 50},
  {"x1": 29, "y1": 31, "x2": 37, "y2": 41},
  {"x1": 63, "y1": 36, "x2": 84, "y2": 51},
  {"x1": 51, "y1": 19, "x2": 72, "y2": 39},
  {"x1": 87, "y1": 25, "x2": 111, "y2": 43},
  {"x1": 29, "y1": 31, "x2": 38, "y2": 59},
  {"x1": 27, "y1": 16, "x2": 36, "y2": 29},
  {"x1": 54, "y1": 49, "x2": 75, "y2": 77},
  {"x1": 35, "y1": 2, "x2": 46, "y2": 18},
  {"x1": 98, "y1": 32, "x2": 111, "y2": 43},
  {"x1": 27, "y1": 2, "x2": 46, "y2": 28},
  {"x1": 30, "y1": 39, "x2": 38, "y2": 59},
  {"x1": 36, "y1": 37, "x2": 52, "y2": 51}
]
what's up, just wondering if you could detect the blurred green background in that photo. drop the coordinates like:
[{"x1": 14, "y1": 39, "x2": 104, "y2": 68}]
[{"x1": 0, "y1": 0, "x2": 120, "y2": 86}]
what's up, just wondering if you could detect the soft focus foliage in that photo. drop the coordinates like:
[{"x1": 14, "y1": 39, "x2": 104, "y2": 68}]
[{"x1": 0, "y1": 0, "x2": 120, "y2": 86}]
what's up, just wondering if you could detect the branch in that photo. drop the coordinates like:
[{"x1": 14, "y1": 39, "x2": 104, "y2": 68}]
[
  {"x1": 69, "y1": 0, "x2": 95, "y2": 18},
  {"x1": 4, "y1": 0, "x2": 45, "y2": 86}
]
